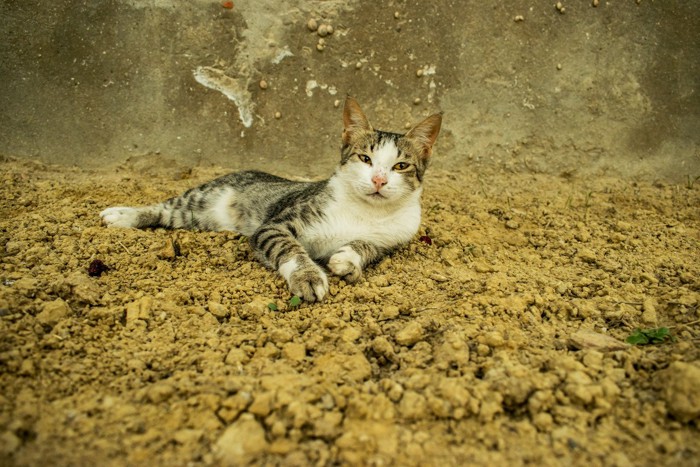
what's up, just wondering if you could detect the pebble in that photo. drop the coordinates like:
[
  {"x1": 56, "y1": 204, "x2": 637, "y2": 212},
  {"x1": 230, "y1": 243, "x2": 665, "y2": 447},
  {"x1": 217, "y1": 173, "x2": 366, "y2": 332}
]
[
  {"x1": 274, "y1": 111, "x2": 281, "y2": 119},
  {"x1": 395, "y1": 321, "x2": 424, "y2": 346},
  {"x1": 592, "y1": 0, "x2": 599, "y2": 6},
  {"x1": 208, "y1": 301, "x2": 229, "y2": 319},
  {"x1": 413, "y1": 97, "x2": 421, "y2": 105},
  {"x1": 641, "y1": 297, "x2": 657, "y2": 324},
  {"x1": 514, "y1": 15, "x2": 525, "y2": 22},
  {"x1": 282, "y1": 342, "x2": 306, "y2": 361},
  {"x1": 306, "y1": 18, "x2": 318, "y2": 32},
  {"x1": 215, "y1": 414, "x2": 268, "y2": 465},
  {"x1": 224, "y1": 347, "x2": 249, "y2": 366},
  {"x1": 259, "y1": 79, "x2": 268, "y2": 90},
  {"x1": 147, "y1": 381, "x2": 175, "y2": 404},
  {"x1": 36, "y1": 298, "x2": 71, "y2": 327},
  {"x1": 556, "y1": 2, "x2": 566, "y2": 13},
  {"x1": 0, "y1": 431, "x2": 20, "y2": 456},
  {"x1": 577, "y1": 248, "x2": 597, "y2": 263},
  {"x1": 567, "y1": 330, "x2": 628, "y2": 351},
  {"x1": 483, "y1": 330, "x2": 505, "y2": 348},
  {"x1": 661, "y1": 362, "x2": 700, "y2": 422}
]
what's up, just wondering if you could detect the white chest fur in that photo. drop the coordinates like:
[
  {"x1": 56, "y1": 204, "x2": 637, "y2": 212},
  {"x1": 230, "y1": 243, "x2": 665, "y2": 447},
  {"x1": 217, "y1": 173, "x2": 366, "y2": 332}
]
[{"x1": 301, "y1": 186, "x2": 422, "y2": 260}]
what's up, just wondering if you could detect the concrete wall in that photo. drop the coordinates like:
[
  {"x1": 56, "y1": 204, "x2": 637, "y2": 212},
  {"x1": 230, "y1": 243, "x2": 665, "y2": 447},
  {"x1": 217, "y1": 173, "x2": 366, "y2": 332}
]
[{"x1": 1, "y1": 0, "x2": 698, "y2": 181}]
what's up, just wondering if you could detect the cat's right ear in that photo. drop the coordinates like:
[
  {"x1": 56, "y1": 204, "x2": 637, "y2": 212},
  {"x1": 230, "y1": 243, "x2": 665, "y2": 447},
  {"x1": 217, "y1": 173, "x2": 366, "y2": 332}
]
[{"x1": 343, "y1": 97, "x2": 373, "y2": 144}]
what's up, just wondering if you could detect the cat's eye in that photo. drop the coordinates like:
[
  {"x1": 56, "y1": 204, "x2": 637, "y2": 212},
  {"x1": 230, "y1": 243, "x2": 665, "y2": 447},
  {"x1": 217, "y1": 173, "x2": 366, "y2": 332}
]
[
  {"x1": 357, "y1": 154, "x2": 372, "y2": 165},
  {"x1": 392, "y1": 162, "x2": 411, "y2": 171}
]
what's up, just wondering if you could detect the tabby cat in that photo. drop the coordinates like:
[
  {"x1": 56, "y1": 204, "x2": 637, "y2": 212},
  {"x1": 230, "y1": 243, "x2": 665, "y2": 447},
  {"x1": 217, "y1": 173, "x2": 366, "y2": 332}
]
[{"x1": 101, "y1": 97, "x2": 442, "y2": 302}]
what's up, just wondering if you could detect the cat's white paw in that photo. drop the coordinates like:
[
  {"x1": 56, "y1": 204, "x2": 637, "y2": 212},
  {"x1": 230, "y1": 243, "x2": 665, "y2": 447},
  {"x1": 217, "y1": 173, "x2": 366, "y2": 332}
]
[
  {"x1": 279, "y1": 257, "x2": 329, "y2": 302},
  {"x1": 100, "y1": 207, "x2": 140, "y2": 228},
  {"x1": 328, "y1": 247, "x2": 362, "y2": 283}
]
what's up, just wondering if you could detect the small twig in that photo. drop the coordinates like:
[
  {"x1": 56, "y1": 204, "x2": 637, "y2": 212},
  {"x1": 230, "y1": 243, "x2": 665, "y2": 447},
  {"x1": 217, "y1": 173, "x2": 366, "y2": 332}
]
[
  {"x1": 117, "y1": 240, "x2": 131, "y2": 255},
  {"x1": 668, "y1": 318, "x2": 700, "y2": 329}
]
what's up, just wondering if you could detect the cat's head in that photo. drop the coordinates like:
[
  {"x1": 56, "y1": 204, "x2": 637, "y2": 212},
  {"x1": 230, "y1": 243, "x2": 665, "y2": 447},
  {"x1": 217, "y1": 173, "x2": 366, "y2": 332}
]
[{"x1": 337, "y1": 96, "x2": 442, "y2": 205}]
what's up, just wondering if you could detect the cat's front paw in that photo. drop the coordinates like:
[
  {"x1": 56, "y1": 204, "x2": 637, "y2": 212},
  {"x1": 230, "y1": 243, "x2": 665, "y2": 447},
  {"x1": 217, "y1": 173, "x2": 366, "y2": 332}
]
[
  {"x1": 328, "y1": 247, "x2": 362, "y2": 283},
  {"x1": 100, "y1": 207, "x2": 139, "y2": 228},
  {"x1": 280, "y1": 258, "x2": 329, "y2": 302}
]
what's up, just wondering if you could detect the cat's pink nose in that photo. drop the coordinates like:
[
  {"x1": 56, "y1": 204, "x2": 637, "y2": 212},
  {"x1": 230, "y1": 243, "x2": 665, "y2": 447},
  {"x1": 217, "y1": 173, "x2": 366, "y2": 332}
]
[{"x1": 372, "y1": 174, "x2": 388, "y2": 191}]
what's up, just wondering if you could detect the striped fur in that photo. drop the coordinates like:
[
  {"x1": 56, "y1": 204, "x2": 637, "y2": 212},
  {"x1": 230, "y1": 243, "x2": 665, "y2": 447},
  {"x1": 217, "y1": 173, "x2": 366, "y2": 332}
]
[{"x1": 101, "y1": 97, "x2": 442, "y2": 302}]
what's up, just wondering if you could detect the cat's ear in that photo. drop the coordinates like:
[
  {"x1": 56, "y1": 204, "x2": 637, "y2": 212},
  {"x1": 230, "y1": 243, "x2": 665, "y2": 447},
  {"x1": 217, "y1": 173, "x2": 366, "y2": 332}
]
[
  {"x1": 405, "y1": 113, "x2": 442, "y2": 159},
  {"x1": 343, "y1": 97, "x2": 373, "y2": 144}
]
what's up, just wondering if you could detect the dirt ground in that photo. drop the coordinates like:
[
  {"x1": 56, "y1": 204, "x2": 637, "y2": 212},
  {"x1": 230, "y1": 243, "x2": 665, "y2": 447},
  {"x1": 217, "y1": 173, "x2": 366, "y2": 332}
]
[{"x1": 1, "y1": 155, "x2": 699, "y2": 466}]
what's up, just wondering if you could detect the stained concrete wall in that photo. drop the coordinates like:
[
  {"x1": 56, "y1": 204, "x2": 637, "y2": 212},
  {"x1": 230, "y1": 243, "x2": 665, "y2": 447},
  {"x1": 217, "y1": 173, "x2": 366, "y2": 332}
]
[{"x1": 1, "y1": 0, "x2": 698, "y2": 181}]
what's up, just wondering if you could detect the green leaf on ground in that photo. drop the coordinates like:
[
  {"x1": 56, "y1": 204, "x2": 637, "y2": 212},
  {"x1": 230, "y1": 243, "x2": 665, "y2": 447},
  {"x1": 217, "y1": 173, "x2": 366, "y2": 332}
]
[
  {"x1": 289, "y1": 296, "x2": 302, "y2": 308},
  {"x1": 626, "y1": 327, "x2": 672, "y2": 345}
]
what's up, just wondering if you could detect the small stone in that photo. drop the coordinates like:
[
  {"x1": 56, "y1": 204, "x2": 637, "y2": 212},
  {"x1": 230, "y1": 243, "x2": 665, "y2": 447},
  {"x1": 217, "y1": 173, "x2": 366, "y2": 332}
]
[
  {"x1": 208, "y1": 301, "x2": 229, "y2": 319},
  {"x1": 661, "y1": 362, "x2": 700, "y2": 422},
  {"x1": 372, "y1": 336, "x2": 397, "y2": 361},
  {"x1": 532, "y1": 412, "x2": 553, "y2": 431},
  {"x1": 238, "y1": 298, "x2": 268, "y2": 320},
  {"x1": 592, "y1": 0, "x2": 599, "y2": 6},
  {"x1": 174, "y1": 429, "x2": 203, "y2": 445},
  {"x1": 215, "y1": 414, "x2": 268, "y2": 465},
  {"x1": 413, "y1": 97, "x2": 421, "y2": 105},
  {"x1": 125, "y1": 296, "x2": 153, "y2": 323},
  {"x1": 568, "y1": 330, "x2": 629, "y2": 351},
  {"x1": 225, "y1": 347, "x2": 249, "y2": 366},
  {"x1": 483, "y1": 331, "x2": 505, "y2": 348},
  {"x1": 394, "y1": 11, "x2": 400, "y2": 19},
  {"x1": 641, "y1": 297, "x2": 657, "y2": 324},
  {"x1": 158, "y1": 236, "x2": 181, "y2": 260},
  {"x1": 317, "y1": 24, "x2": 330, "y2": 37},
  {"x1": 259, "y1": 79, "x2": 268, "y2": 90},
  {"x1": 282, "y1": 342, "x2": 306, "y2": 361},
  {"x1": 395, "y1": 321, "x2": 424, "y2": 346},
  {"x1": 379, "y1": 305, "x2": 400, "y2": 321},
  {"x1": 274, "y1": 111, "x2": 282, "y2": 119},
  {"x1": 577, "y1": 248, "x2": 597, "y2": 263},
  {"x1": 306, "y1": 18, "x2": 318, "y2": 32},
  {"x1": 19, "y1": 359, "x2": 36, "y2": 376},
  {"x1": 355, "y1": 61, "x2": 363, "y2": 70},
  {"x1": 248, "y1": 392, "x2": 274, "y2": 417},
  {"x1": 316, "y1": 43, "x2": 325, "y2": 52},
  {"x1": 147, "y1": 381, "x2": 175, "y2": 404},
  {"x1": 514, "y1": 15, "x2": 525, "y2": 22},
  {"x1": 416, "y1": 69, "x2": 423, "y2": 77},
  {"x1": 0, "y1": 431, "x2": 21, "y2": 456},
  {"x1": 37, "y1": 298, "x2": 71, "y2": 327}
]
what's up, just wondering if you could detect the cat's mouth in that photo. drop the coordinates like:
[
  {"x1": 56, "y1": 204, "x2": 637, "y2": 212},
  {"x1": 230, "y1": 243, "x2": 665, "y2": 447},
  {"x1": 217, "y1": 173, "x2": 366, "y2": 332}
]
[{"x1": 368, "y1": 192, "x2": 386, "y2": 199}]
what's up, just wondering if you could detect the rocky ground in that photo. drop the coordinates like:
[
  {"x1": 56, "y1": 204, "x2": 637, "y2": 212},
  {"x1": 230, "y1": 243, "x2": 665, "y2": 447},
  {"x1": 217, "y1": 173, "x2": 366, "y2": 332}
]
[{"x1": 1, "y1": 156, "x2": 699, "y2": 466}]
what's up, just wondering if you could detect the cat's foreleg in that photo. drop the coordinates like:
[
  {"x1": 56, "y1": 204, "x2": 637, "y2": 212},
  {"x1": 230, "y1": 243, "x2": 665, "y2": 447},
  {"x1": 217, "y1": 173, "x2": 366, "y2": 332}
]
[
  {"x1": 328, "y1": 240, "x2": 387, "y2": 283},
  {"x1": 251, "y1": 224, "x2": 329, "y2": 302}
]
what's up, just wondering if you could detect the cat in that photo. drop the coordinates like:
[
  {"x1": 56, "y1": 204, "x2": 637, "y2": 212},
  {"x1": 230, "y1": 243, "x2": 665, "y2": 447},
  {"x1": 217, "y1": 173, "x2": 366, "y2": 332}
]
[{"x1": 100, "y1": 97, "x2": 442, "y2": 302}]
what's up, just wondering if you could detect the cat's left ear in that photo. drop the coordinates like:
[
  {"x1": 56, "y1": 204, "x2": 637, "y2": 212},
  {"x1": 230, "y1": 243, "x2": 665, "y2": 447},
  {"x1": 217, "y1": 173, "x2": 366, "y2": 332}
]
[{"x1": 405, "y1": 113, "x2": 442, "y2": 160}]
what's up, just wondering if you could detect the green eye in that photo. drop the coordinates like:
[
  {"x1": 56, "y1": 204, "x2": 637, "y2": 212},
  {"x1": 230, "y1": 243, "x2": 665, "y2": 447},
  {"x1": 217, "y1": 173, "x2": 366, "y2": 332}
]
[
  {"x1": 393, "y1": 162, "x2": 410, "y2": 171},
  {"x1": 357, "y1": 154, "x2": 372, "y2": 164}
]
